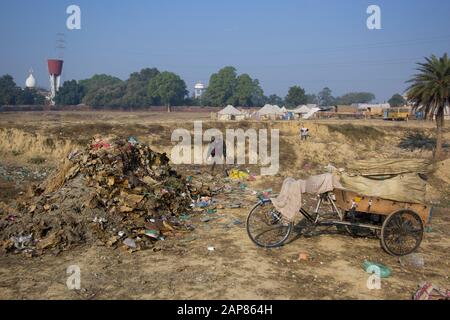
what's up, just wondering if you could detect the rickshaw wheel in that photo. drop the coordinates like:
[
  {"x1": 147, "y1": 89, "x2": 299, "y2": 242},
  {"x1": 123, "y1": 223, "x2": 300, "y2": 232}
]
[
  {"x1": 380, "y1": 209, "x2": 424, "y2": 256},
  {"x1": 246, "y1": 201, "x2": 293, "y2": 248}
]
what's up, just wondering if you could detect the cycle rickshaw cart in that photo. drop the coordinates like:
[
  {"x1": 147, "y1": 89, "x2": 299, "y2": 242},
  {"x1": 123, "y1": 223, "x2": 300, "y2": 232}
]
[{"x1": 246, "y1": 187, "x2": 432, "y2": 256}]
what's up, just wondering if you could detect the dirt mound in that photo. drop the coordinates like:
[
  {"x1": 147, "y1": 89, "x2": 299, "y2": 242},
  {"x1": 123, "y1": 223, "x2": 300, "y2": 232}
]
[{"x1": 0, "y1": 135, "x2": 194, "y2": 255}]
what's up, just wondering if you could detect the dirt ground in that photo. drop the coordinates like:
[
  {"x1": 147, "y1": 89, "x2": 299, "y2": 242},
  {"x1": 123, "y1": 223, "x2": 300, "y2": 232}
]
[{"x1": 0, "y1": 111, "x2": 449, "y2": 300}]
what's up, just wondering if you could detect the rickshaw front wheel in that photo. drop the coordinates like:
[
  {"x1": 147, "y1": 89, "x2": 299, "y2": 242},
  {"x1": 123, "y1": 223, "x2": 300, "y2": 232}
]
[{"x1": 246, "y1": 201, "x2": 293, "y2": 248}]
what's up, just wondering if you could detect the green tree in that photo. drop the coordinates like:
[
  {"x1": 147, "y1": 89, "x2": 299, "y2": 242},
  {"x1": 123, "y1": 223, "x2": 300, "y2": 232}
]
[
  {"x1": 31, "y1": 88, "x2": 45, "y2": 105},
  {"x1": 234, "y1": 74, "x2": 253, "y2": 106},
  {"x1": 234, "y1": 74, "x2": 265, "y2": 107},
  {"x1": 335, "y1": 92, "x2": 375, "y2": 105},
  {"x1": 80, "y1": 69, "x2": 160, "y2": 108},
  {"x1": 285, "y1": 86, "x2": 307, "y2": 107},
  {"x1": 83, "y1": 83, "x2": 126, "y2": 109},
  {"x1": 17, "y1": 88, "x2": 45, "y2": 105},
  {"x1": 0, "y1": 74, "x2": 20, "y2": 105},
  {"x1": 54, "y1": 80, "x2": 86, "y2": 105},
  {"x1": 203, "y1": 66, "x2": 266, "y2": 107},
  {"x1": 80, "y1": 74, "x2": 124, "y2": 106},
  {"x1": 203, "y1": 66, "x2": 238, "y2": 107},
  {"x1": 122, "y1": 68, "x2": 160, "y2": 107},
  {"x1": 148, "y1": 71, "x2": 187, "y2": 112},
  {"x1": 306, "y1": 93, "x2": 318, "y2": 105},
  {"x1": 80, "y1": 74, "x2": 122, "y2": 93},
  {"x1": 0, "y1": 74, "x2": 45, "y2": 105},
  {"x1": 266, "y1": 94, "x2": 284, "y2": 106},
  {"x1": 406, "y1": 53, "x2": 450, "y2": 160},
  {"x1": 249, "y1": 82, "x2": 266, "y2": 107},
  {"x1": 318, "y1": 87, "x2": 335, "y2": 106},
  {"x1": 388, "y1": 93, "x2": 406, "y2": 107}
]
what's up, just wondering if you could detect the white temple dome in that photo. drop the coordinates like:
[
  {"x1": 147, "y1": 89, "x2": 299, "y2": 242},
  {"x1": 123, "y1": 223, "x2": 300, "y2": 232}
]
[{"x1": 26, "y1": 71, "x2": 36, "y2": 88}]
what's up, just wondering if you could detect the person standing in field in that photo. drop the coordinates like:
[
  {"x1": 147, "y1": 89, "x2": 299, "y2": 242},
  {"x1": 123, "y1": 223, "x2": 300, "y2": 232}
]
[
  {"x1": 300, "y1": 124, "x2": 309, "y2": 141},
  {"x1": 207, "y1": 136, "x2": 227, "y2": 175}
]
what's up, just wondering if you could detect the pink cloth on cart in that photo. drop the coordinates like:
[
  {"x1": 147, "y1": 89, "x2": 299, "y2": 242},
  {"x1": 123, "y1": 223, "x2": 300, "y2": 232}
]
[{"x1": 271, "y1": 173, "x2": 342, "y2": 221}]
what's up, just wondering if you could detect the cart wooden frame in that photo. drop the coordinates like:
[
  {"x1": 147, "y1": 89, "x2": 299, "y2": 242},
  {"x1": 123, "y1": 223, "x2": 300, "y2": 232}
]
[{"x1": 246, "y1": 188, "x2": 432, "y2": 256}]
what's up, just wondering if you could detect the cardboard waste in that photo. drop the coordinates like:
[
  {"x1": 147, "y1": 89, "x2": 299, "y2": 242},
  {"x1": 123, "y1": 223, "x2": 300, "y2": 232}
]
[{"x1": 0, "y1": 135, "x2": 195, "y2": 255}]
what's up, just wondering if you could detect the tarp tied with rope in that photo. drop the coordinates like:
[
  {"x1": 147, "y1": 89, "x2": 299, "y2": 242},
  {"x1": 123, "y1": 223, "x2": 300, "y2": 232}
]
[
  {"x1": 345, "y1": 159, "x2": 431, "y2": 176},
  {"x1": 340, "y1": 158, "x2": 431, "y2": 204}
]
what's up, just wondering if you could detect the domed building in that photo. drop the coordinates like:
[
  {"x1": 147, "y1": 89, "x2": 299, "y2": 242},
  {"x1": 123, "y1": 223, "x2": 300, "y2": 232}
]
[{"x1": 25, "y1": 69, "x2": 36, "y2": 88}]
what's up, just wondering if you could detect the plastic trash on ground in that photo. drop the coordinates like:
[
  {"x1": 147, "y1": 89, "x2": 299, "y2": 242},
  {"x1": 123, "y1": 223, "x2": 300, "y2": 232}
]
[
  {"x1": 399, "y1": 253, "x2": 425, "y2": 269},
  {"x1": 362, "y1": 260, "x2": 392, "y2": 278}
]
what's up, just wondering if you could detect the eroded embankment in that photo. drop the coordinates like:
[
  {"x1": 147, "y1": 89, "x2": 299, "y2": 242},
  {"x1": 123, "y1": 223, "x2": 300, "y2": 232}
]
[
  {"x1": 0, "y1": 129, "x2": 79, "y2": 165},
  {"x1": 3, "y1": 121, "x2": 448, "y2": 206},
  {"x1": 0, "y1": 122, "x2": 441, "y2": 172}
]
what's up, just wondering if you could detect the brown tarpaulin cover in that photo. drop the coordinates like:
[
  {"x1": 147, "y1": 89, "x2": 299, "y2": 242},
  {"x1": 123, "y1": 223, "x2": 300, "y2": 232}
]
[
  {"x1": 346, "y1": 159, "x2": 431, "y2": 176},
  {"x1": 339, "y1": 173, "x2": 426, "y2": 204},
  {"x1": 341, "y1": 158, "x2": 429, "y2": 204}
]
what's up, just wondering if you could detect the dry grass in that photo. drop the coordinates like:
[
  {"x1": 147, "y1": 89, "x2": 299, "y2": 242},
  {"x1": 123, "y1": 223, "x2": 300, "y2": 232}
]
[{"x1": 327, "y1": 124, "x2": 385, "y2": 142}]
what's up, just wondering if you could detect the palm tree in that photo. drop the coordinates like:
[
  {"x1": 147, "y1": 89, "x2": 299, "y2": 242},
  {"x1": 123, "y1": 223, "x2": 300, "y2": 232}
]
[{"x1": 406, "y1": 53, "x2": 449, "y2": 160}]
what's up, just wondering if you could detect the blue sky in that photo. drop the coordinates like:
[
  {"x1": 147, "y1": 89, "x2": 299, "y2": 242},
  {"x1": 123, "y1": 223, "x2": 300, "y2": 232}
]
[{"x1": 1, "y1": 0, "x2": 449, "y2": 102}]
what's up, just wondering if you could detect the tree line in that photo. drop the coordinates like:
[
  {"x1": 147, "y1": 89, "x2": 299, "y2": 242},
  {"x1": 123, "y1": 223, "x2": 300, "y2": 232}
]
[
  {"x1": 1, "y1": 66, "x2": 409, "y2": 109},
  {"x1": 56, "y1": 69, "x2": 187, "y2": 112},
  {"x1": 0, "y1": 75, "x2": 45, "y2": 105}
]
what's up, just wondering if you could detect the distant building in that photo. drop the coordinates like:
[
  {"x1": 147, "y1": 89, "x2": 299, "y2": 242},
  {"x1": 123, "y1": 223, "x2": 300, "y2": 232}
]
[
  {"x1": 25, "y1": 69, "x2": 36, "y2": 88},
  {"x1": 194, "y1": 82, "x2": 206, "y2": 99}
]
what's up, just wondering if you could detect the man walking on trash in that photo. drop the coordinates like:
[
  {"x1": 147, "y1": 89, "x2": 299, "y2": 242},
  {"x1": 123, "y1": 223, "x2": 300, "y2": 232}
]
[{"x1": 207, "y1": 136, "x2": 227, "y2": 175}]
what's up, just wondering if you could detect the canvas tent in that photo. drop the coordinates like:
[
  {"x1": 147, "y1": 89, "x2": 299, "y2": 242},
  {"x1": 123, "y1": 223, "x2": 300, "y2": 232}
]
[
  {"x1": 217, "y1": 105, "x2": 244, "y2": 121},
  {"x1": 257, "y1": 104, "x2": 284, "y2": 119},
  {"x1": 292, "y1": 105, "x2": 311, "y2": 114}
]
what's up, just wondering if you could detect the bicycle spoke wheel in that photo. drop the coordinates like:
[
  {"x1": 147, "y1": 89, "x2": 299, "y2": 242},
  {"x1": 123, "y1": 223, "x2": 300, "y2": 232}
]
[
  {"x1": 381, "y1": 209, "x2": 424, "y2": 256},
  {"x1": 246, "y1": 201, "x2": 293, "y2": 248}
]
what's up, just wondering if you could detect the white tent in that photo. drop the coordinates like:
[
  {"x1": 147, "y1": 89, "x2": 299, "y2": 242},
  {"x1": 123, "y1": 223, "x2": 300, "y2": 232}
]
[
  {"x1": 218, "y1": 105, "x2": 242, "y2": 115},
  {"x1": 257, "y1": 104, "x2": 284, "y2": 116},
  {"x1": 218, "y1": 105, "x2": 244, "y2": 120},
  {"x1": 292, "y1": 105, "x2": 311, "y2": 114},
  {"x1": 280, "y1": 106, "x2": 288, "y2": 113}
]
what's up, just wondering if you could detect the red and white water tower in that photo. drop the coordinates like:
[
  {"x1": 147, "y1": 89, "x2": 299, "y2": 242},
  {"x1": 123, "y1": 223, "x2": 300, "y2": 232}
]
[{"x1": 47, "y1": 59, "x2": 64, "y2": 104}]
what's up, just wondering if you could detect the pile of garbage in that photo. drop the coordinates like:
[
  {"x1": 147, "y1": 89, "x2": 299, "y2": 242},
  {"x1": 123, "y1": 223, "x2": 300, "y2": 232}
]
[{"x1": 0, "y1": 135, "x2": 194, "y2": 255}]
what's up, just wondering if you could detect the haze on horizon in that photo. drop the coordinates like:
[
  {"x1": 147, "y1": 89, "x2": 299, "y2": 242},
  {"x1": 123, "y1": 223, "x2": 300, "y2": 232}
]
[{"x1": 1, "y1": 0, "x2": 449, "y2": 102}]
